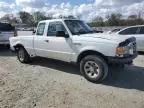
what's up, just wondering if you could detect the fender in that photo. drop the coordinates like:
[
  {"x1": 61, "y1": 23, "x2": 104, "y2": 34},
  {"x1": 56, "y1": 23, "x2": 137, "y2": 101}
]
[{"x1": 78, "y1": 44, "x2": 117, "y2": 57}]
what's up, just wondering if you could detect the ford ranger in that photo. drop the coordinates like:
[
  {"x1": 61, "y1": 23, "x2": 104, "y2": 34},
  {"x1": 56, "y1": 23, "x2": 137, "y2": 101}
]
[{"x1": 9, "y1": 19, "x2": 137, "y2": 83}]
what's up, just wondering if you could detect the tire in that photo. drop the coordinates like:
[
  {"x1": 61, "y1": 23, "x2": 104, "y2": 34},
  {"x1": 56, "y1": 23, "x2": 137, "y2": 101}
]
[
  {"x1": 17, "y1": 47, "x2": 30, "y2": 63},
  {"x1": 80, "y1": 55, "x2": 108, "y2": 83}
]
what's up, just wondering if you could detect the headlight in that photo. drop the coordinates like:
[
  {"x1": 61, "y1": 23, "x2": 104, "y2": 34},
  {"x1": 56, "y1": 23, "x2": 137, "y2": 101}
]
[
  {"x1": 128, "y1": 42, "x2": 136, "y2": 55},
  {"x1": 116, "y1": 46, "x2": 134, "y2": 56},
  {"x1": 116, "y1": 42, "x2": 136, "y2": 57},
  {"x1": 116, "y1": 37, "x2": 136, "y2": 57}
]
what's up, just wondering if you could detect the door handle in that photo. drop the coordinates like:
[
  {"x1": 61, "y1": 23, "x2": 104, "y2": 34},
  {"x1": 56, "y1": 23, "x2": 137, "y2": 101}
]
[
  {"x1": 73, "y1": 43, "x2": 82, "y2": 45},
  {"x1": 45, "y1": 40, "x2": 49, "y2": 43}
]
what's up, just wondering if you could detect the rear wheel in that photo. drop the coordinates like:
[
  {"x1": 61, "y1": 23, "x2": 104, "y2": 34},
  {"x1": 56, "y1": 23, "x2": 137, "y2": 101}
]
[
  {"x1": 80, "y1": 55, "x2": 108, "y2": 83},
  {"x1": 17, "y1": 47, "x2": 30, "y2": 63}
]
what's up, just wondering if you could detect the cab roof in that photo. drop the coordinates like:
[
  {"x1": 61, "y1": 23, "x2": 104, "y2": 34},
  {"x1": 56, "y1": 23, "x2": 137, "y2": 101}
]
[{"x1": 39, "y1": 18, "x2": 80, "y2": 23}]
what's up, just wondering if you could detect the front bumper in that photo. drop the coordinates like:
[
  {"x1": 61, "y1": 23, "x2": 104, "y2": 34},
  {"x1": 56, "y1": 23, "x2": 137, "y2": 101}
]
[{"x1": 108, "y1": 53, "x2": 138, "y2": 64}]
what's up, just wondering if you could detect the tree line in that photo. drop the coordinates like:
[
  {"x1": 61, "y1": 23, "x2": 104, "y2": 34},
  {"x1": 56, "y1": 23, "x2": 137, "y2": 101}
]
[
  {"x1": 88, "y1": 13, "x2": 144, "y2": 27},
  {"x1": 0, "y1": 11, "x2": 53, "y2": 27},
  {"x1": 0, "y1": 11, "x2": 144, "y2": 27}
]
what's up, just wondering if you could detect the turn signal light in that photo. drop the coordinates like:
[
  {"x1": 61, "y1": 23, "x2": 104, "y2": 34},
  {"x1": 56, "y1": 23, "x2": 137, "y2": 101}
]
[{"x1": 116, "y1": 47, "x2": 125, "y2": 55}]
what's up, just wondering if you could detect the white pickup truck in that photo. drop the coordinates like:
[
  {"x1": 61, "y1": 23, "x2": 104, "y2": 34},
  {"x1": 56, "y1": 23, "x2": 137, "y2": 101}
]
[{"x1": 10, "y1": 19, "x2": 137, "y2": 82}]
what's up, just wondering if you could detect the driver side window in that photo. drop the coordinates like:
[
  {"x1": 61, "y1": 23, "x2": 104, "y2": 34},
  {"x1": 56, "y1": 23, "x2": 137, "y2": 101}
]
[{"x1": 47, "y1": 22, "x2": 68, "y2": 36}]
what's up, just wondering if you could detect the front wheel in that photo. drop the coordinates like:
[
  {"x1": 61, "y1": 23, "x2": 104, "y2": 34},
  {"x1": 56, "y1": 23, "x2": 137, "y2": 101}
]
[
  {"x1": 80, "y1": 55, "x2": 108, "y2": 83},
  {"x1": 17, "y1": 47, "x2": 30, "y2": 63}
]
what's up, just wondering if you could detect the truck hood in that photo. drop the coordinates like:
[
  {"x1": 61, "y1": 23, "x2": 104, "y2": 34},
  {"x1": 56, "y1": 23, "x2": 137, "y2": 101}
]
[{"x1": 78, "y1": 33, "x2": 133, "y2": 43}]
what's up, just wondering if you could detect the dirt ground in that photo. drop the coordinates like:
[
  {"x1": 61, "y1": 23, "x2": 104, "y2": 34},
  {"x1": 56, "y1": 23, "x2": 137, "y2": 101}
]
[{"x1": 0, "y1": 47, "x2": 144, "y2": 108}]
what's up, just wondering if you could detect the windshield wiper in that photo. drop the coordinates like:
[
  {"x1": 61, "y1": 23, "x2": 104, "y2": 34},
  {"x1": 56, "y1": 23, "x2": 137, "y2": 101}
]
[
  {"x1": 72, "y1": 32, "x2": 80, "y2": 35},
  {"x1": 73, "y1": 31, "x2": 93, "y2": 35}
]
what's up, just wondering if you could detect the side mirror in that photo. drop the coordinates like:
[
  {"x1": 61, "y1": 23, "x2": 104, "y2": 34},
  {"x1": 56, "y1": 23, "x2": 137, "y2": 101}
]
[
  {"x1": 56, "y1": 31, "x2": 69, "y2": 38},
  {"x1": 33, "y1": 30, "x2": 36, "y2": 35}
]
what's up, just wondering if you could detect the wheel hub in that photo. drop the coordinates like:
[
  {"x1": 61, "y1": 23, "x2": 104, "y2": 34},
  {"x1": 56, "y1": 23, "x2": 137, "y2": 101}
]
[
  {"x1": 84, "y1": 61, "x2": 100, "y2": 79},
  {"x1": 89, "y1": 66, "x2": 94, "y2": 72}
]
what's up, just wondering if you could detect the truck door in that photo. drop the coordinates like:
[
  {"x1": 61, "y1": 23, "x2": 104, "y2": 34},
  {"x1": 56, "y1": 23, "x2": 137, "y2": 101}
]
[{"x1": 43, "y1": 21, "x2": 73, "y2": 62}]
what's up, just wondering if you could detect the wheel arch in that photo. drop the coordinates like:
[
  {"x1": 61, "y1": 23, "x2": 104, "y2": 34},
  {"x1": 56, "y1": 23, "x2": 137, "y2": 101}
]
[
  {"x1": 14, "y1": 44, "x2": 24, "y2": 51},
  {"x1": 77, "y1": 50, "x2": 108, "y2": 64}
]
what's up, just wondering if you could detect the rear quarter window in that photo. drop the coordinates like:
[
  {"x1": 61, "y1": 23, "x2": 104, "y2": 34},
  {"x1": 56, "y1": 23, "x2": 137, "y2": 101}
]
[
  {"x1": 36, "y1": 23, "x2": 45, "y2": 36},
  {"x1": 0, "y1": 23, "x2": 15, "y2": 31}
]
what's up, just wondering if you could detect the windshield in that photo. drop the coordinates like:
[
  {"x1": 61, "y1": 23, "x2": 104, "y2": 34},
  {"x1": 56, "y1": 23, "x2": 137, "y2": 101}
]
[{"x1": 64, "y1": 20, "x2": 93, "y2": 35}]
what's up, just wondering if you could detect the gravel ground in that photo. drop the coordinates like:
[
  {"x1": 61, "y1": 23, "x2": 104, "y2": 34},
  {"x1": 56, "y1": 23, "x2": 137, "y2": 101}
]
[{"x1": 0, "y1": 47, "x2": 144, "y2": 108}]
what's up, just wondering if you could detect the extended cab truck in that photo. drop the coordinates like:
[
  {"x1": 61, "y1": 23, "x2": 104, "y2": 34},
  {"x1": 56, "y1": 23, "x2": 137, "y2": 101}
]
[{"x1": 10, "y1": 19, "x2": 137, "y2": 83}]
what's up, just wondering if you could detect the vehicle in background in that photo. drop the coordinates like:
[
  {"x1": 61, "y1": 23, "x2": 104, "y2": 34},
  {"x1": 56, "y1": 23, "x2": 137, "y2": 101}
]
[
  {"x1": 0, "y1": 23, "x2": 17, "y2": 46},
  {"x1": 92, "y1": 27, "x2": 103, "y2": 33},
  {"x1": 16, "y1": 27, "x2": 34, "y2": 31},
  {"x1": 111, "y1": 25, "x2": 144, "y2": 52},
  {"x1": 16, "y1": 27, "x2": 24, "y2": 31},
  {"x1": 23, "y1": 28, "x2": 33, "y2": 31},
  {"x1": 10, "y1": 19, "x2": 137, "y2": 83},
  {"x1": 108, "y1": 28, "x2": 121, "y2": 34}
]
